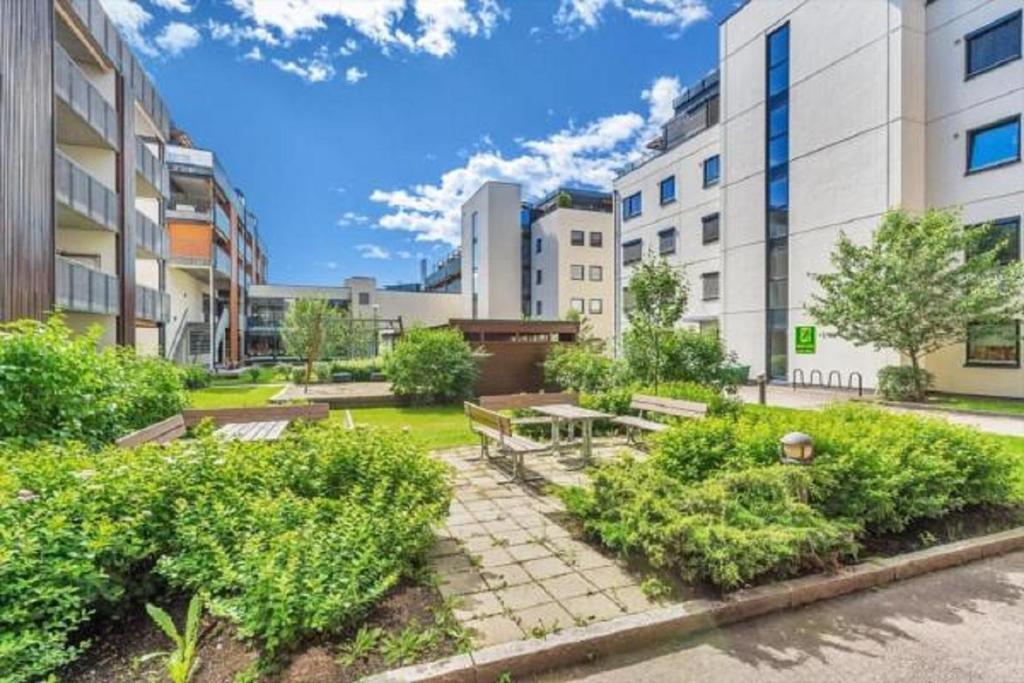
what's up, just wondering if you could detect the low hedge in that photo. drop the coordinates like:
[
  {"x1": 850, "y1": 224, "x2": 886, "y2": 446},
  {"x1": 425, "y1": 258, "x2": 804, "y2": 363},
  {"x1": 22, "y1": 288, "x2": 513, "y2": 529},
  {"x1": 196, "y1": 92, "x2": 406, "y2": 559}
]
[
  {"x1": 0, "y1": 424, "x2": 451, "y2": 681},
  {"x1": 562, "y1": 404, "x2": 1019, "y2": 589}
]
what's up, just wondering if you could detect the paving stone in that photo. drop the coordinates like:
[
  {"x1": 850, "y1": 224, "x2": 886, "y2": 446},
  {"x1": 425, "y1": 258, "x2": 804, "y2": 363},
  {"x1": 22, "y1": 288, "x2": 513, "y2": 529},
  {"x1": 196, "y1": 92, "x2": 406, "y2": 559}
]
[
  {"x1": 483, "y1": 518, "x2": 521, "y2": 534},
  {"x1": 507, "y1": 542, "x2": 553, "y2": 562},
  {"x1": 522, "y1": 556, "x2": 574, "y2": 580},
  {"x1": 451, "y1": 590, "x2": 504, "y2": 621},
  {"x1": 462, "y1": 534, "x2": 500, "y2": 552},
  {"x1": 496, "y1": 582, "x2": 554, "y2": 610},
  {"x1": 437, "y1": 570, "x2": 489, "y2": 598},
  {"x1": 464, "y1": 499, "x2": 499, "y2": 512},
  {"x1": 427, "y1": 537, "x2": 463, "y2": 559},
  {"x1": 447, "y1": 522, "x2": 488, "y2": 539},
  {"x1": 526, "y1": 523, "x2": 571, "y2": 540},
  {"x1": 560, "y1": 592, "x2": 624, "y2": 624},
  {"x1": 476, "y1": 547, "x2": 516, "y2": 568},
  {"x1": 492, "y1": 528, "x2": 534, "y2": 546},
  {"x1": 511, "y1": 601, "x2": 574, "y2": 636},
  {"x1": 431, "y1": 552, "x2": 473, "y2": 574},
  {"x1": 585, "y1": 564, "x2": 636, "y2": 590},
  {"x1": 570, "y1": 549, "x2": 615, "y2": 570},
  {"x1": 446, "y1": 513, "x2": 476, "y2": 526},
  {"x1": 482, "y1": 563, "x2": 534, "y2": 589},
  {"x1": 465, "y1": 614, "x2": 524, "y2": 647},
  {"x1": 610, "y1": 585, "x2": 659, "y2": 613},
  {"x1": 471, "y1": 509, "x2": 505, "y2": 523},
  {"x1": 539, "y1": 572, "x2": 596, "y2": 600}
]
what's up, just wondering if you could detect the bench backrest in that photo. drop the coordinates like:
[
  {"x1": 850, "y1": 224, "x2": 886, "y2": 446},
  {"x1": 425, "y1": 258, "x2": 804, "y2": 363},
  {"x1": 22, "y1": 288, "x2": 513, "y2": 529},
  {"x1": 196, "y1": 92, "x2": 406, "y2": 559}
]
[
  {"x1": 116, "y1": 414, "x2": 187, "y2": 448},
  {"x1": 465, "y1": 401, "x2": 512, "y2": 436},
  {"x1": 182, "y1": 403, "x2": 329, "y2": 427},
  {"x1": 479, "y1": 392, "x2": 578, "y2": 411},
  {"x1": 630, "y1": 394, "x2": 708, "y2": 419}
]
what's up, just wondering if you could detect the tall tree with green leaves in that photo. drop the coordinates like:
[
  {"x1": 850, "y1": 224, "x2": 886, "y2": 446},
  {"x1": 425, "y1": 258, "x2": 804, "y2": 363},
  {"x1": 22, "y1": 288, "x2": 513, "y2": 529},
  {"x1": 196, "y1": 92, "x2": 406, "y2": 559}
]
[
  {"x1": 808, "y1": 209, "x2": 1024, "y2": 400},
  {"x1": 280, "y1": 299, "x2": 343, "y2": 390},
  {"x1": 624, "y1": 255, "x2": 689, "y2": 389}
]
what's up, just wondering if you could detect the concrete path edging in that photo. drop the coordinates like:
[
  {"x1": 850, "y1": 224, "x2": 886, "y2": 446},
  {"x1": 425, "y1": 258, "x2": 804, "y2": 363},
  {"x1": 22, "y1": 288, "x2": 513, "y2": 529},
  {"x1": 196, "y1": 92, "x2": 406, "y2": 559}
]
[{"x1": 364, "y1": 526, "x2": 1024, "y2": 683}]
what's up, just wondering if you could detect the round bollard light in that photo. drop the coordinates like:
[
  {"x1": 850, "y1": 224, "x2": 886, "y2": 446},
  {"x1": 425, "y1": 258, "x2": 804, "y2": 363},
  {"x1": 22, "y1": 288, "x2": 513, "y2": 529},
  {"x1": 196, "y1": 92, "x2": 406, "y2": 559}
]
[{"x1": 779, "y1": 431, "x2": 814, "y2": 465}]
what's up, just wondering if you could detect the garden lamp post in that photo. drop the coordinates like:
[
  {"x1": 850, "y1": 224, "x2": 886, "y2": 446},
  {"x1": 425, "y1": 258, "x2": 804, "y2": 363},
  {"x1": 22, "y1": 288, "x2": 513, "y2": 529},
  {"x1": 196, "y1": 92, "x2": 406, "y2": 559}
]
[{"x1": 779, "y1": 432, "x2": 815, "y2": 465}]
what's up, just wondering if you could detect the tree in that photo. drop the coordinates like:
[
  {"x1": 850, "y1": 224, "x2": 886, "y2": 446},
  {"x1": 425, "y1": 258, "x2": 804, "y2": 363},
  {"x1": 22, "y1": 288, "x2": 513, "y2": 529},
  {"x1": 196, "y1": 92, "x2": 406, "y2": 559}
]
[
  {"x1": 280, "y1": 299, "x2": 343, "y2": 390},
  {"x1": 624, "y1": 255, "x2": 689, "y2": 389},
  {"x1": 808, "y1": 209, "x2": 1024, "y2": 400},
  {"x1": 384, "y1": 327, "x2": 478, "y2": 404}
]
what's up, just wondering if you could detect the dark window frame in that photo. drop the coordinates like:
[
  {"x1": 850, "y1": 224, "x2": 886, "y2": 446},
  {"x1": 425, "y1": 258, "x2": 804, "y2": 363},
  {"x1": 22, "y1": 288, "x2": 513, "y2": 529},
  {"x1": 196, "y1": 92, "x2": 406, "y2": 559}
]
[
  {"x1": 965, "y1": 320, "x2": 1021, "y2": 368},
  {"x1": 590, "y1": 231, "x2": 603, "y2": 247},
  {"x1": 535, "y1": 236, "x2": 542, "y2": 253},
  {"x1": 970, "y1": 216, "x2": 1021, "y2": 265},
  {"x1": 965, "y1": 10, "x2": 1022, "y2": 80},
  {"x1": 966, "y1": 115, "x2": 1022, "y2": 175},
  {"x1": 701, "y1": 271, "x2": 720, "y2": 301},
  {"x1": 703, "y1": 155, "x2": 721, "y2": 188},
  {"x1": 659, "y1": 175, "x2": 676, "y2": 205},
  {"x1": 622, "y1": 192, "x2": 642, "y2": 220},
  {"x1": 702, "y1": 213, "x2": 720, "y2": 244},
  {"x1": 658, "y1": 227, "x2": 677, "y2": 255},
  {"x1": 622, "y1": 238, "x2": 643, "y2": 265},
  {"x1": 588, "y1": 298, "x2": 603, "y2": 315},
  {"x1": 536, "y1": 268, "x2": 543, "y2": 285},
  {"x1": 570, "y1": 230, "x2": 585, "y2": 246},
  {"x1": 589, "y1": 265, "x2": 603, "y2": 281},
  {"x1": 570, "y1": 264, "x2": 585, "y2": 281},
  {"x1": 570, "y1": 298, "x2": 585, "y2": 313}
]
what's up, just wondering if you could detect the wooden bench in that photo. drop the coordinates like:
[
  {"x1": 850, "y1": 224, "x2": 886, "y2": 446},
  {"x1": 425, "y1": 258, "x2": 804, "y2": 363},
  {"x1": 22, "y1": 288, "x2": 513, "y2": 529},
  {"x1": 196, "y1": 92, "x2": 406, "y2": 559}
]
[
  {"x1": 116, "y1": 414, "x2": 186, "y2": 448},
  {"x1": 464, "y1": 402, "x2": 548, "y2": 482},
  {"x1": 612, "y1": 394, "x2": 708, "y2": 445},
  {"x1": 478, "y1": 392, "x2": 578, "y2": 427}
]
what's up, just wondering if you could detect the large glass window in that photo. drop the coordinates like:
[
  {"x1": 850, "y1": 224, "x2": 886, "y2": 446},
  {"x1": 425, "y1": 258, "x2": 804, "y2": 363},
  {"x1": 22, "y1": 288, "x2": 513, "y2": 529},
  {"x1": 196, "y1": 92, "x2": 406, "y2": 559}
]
[
  {"x1": 703, "y1": 155, "x2": 720, "y2": 187},
  {"x1": 971, "y1": 217, "x2": 1021, "y2": 264},
  {"x1": 660, "y1": 176, "x2": 676, "y2": 204},
  {"x1": 659, "y1": 227, "x2": 676, "y2": 255},
  {"x1": 967, "y1": 321, "x2": 1020, "y2": 367},
  {"x1": 765, "y1": 22, "x2": 790, "y2": 380},
  {"x1": 622, "y1": 192, "x2": 642, "y2": 219},
  {"x1": 702, "y1": 213, "x2": 720, "y2": 244},
  {"x1": 966, "y1": 11, "x2": 1022, "y2": 78},
  {"x1": 967, "y1": 117, "x2": 1021, "y2": 173},
  {"x1": 571, "y1": 230, "x2": 585, "y2": 246},
  {"x1": 622, "y1": 239, "x2": 643, "y2": 265}
]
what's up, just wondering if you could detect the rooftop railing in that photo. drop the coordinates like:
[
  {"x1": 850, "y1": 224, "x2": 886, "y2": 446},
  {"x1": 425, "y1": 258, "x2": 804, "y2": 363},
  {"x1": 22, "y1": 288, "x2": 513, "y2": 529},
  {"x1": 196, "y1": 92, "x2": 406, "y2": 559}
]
[
  {"x1": 55, "y1": 150, "x2": 119, "y2": 232},
  {"x1": 55, "y1": 256, "x2": 119, "y2": 316}
]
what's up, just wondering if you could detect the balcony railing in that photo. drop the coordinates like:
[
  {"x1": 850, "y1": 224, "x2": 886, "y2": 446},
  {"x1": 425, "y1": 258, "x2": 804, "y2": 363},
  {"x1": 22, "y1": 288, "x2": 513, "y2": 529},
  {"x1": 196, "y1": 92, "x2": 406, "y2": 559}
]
[
  {"x1": 135, "y1": 284, "x2": 170, "y2": 323},
  {"x1": 55, "y1": 256, "x2": 119, "y2": 315},
  {"x1": 53, "y1": 44, "x2": 119, "y2": 150},
  {"x1": 136, "y1": 139, "x2": 169, "y2": 197},
  {"x1": 213, "y1": 204, "x2": 232, "y2": 239},
  {"x1": 55, "y1": 150, "x2": 119, "y2": 232},
  {"x1": 135, "y1": 210, "x2": 168, "y2": 259},
  {"x1": 215, "y1": 245, "x2": 232, "y2": 277},
  {"x1": 663, "y1": 95, "x2": 719, "y2": 149}
]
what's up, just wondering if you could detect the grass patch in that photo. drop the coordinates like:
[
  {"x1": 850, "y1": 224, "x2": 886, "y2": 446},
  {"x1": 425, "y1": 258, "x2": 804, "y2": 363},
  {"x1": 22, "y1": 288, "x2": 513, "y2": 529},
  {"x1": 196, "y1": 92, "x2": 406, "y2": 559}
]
[
  {"x1": 923, "y1": 393, "x2": 1024, "y2": 416},
  {"x1": 339, "y1": 405, "x2": 475, "y2": 450},
  {"x1": 210, "y1": 366, "x2": 283, "y2": 386},
  {"x1": 187, "y1": 385, "x2": 281, "y2": 409}
]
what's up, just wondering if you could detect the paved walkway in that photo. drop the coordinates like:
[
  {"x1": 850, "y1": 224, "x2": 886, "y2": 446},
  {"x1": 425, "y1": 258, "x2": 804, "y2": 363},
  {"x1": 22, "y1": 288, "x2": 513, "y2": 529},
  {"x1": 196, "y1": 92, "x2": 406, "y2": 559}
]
[
  {"x1": 269, "y1": 381, "x2": 394, "y2": 404},
  {"x1": 429, "y1": 445, "x2": 665, "y2": 647},
  {"x1": 736, "y1": 385, "x2": 1024, "y2": 437},
  {"x1": 538, "y1": 551, "x2": 1024, "y2": 683}
]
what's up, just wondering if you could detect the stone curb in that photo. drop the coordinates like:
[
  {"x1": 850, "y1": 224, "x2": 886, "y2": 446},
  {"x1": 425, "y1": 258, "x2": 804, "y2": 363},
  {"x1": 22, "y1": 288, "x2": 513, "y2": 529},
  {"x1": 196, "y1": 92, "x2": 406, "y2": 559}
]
[{"x1": 364, "y1": 527, "x2": 1024, "y2": 682}]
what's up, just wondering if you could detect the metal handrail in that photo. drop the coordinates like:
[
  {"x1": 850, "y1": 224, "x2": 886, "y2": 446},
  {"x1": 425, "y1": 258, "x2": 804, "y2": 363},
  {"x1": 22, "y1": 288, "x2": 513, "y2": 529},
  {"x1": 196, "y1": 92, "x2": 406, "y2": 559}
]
[{"x1": 167, "y1": 306, "x2": 189, "y2": 360}]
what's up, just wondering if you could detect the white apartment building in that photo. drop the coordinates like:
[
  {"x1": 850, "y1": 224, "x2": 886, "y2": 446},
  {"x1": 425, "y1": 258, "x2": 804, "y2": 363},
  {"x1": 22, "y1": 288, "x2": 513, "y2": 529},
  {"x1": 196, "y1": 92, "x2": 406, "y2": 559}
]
[{"x1": 615, "y1": 0, "x2": 1024, "y2": 398}]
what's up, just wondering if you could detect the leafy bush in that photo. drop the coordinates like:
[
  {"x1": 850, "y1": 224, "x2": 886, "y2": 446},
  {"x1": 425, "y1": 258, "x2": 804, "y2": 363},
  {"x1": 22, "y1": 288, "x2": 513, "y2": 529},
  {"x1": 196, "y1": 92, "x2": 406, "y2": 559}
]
[
  {"x1": 273, "y1": 362, "x2": 293, "y2": 380},
  {"x1": 384, "y1": 328, "x2": 477, "y2": 404},
  {"x1": 0, "y1": 424, "x2": 451, "y2": 680},
  {"x1": 329, "y1": 358, "x2": 382, "y2": 381},
  {"x1": 563, "y1": 404, "x2": 1018, "y2": 589},
  {"x1": 243, "y1": 367, "x2": 261, "y2": 383},
  {"x1": 543, "y1": 344, "x2": 619, "y2": 393},
  {"x1": 877, "y1": 365, "x2": 934, "y2": 402},
  {"x1": 0, "y1": 316, "x2": 187, "y2": 448},
  {"x1": 624, "y1": 328, "x2": 737, "y2": 389},
  {"x1": 180, "y1": 364, "x2": 212, "y2": 390},
  {"x1": 313, "y1": 360, "x2": 332, "y2": 383},
  {"x1": 290, "y1": 365, "x2": 308, "y2": 384}
]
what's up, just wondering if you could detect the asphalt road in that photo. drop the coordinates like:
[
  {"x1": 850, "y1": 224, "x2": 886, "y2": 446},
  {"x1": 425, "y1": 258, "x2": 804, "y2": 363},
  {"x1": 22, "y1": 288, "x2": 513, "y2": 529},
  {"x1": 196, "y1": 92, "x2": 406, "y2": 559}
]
[{"x1": 538, "y1": 552, "x2": 1024, "y2": 683}]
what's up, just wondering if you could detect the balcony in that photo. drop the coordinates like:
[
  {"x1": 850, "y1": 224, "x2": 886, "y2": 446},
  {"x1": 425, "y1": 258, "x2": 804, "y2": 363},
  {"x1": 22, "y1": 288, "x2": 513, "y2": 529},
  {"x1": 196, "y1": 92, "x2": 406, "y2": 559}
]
[
  {"x1": 136, "y1": 139, "x2": 169, "y2": 198},
  {"x1": 135, "y1": 210, "x2": 168, "y2": 259},
  {"x1": 215, "y1": 245, "x2": 232, "y2": 278},
  {"x1": 55, "y1": 150, "x2": 119, "y2": 232},
  {"x1": 54, "y1": 44, "x2": 118, "y2": 151},
  {"x1": 169, "y1": 244, "x2": 231, "y2": 280},
  {"x1": 135, "y1": 284, "x2": 170, "y2": 323},
  {"x1": 662, "y1": 95, "x2": 719, "y2": 149},
  {"x1": 55, "y1": 256, "x2": 119, "y2": 316}
]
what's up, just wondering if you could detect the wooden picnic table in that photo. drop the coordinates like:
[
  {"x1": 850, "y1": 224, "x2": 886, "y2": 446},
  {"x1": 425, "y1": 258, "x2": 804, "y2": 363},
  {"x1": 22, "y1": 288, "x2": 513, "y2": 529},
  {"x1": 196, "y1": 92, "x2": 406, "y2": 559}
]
[
  {"x1": 530, "y1": 403, "x2": 610, "y2": 466},
  {"x1": 214, "y1": 420, "x2": 290, "y2": 442}
]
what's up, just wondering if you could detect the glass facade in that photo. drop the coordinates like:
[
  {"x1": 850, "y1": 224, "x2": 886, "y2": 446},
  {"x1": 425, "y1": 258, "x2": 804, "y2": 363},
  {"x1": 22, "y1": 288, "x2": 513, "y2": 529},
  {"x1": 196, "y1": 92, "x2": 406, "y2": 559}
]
[
  {"x1": 471, "y1": 211, "x2": 478, "y2": 318},
  {"x1": 766, "y1": 23, "x2": 790, "y2": 380}
]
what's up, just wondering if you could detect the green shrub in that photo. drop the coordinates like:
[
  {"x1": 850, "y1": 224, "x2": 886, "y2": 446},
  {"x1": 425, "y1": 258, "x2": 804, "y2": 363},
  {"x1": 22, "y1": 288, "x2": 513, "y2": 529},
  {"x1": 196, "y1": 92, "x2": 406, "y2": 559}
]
[
  {"x1": 273, "y1": 362, "x2": 293, "y2": 380},
  {"x1": 244, "y1": 367, "x2": 261, "y2": 383},
  {"x1": 313, "y1": 360, "x2": 332, "y2": 383},
  {"x1": 543, "y1": 344, "x2": 618, "y2": 393},
  {"x1": 290, "y1": 365, "x2": 308, "y2": 384},
  {"x1": 180, "y1": 364, "x2": 212, "y2": 390},
  {"x1": 384, "y1": 328, "x2": 477, "y2": 404},
  {"x1": 877, "y1": 365, "x2": 934, "y2": 402},
  {"x1": 0, "y1": 424, "x2": 451, "y2": 679},
  {"x1": 624, "y1": 328, "x2": 737, "y2": 389},
  {"x1": 0, "y1": 316, "x2": 187, "y2": 448},
  {"x1": 329, "y1": 358, "x2": 381, "y2": 381}
]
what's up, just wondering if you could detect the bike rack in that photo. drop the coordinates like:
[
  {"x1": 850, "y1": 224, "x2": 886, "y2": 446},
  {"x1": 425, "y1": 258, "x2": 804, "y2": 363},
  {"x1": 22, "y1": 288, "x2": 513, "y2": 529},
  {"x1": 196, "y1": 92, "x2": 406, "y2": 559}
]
[
  {"x1": 792, "y1": 368, "x2": 806, "y2": 390},
  {"x1": 826, "y1": 370, "x2": 842, "y2": 389},
  {"x1": 809, "y1": 369, "x2": 824, "y2": 387},
  {"x1": 848, "y1": 371, "x2": 864, "y2": 397}
]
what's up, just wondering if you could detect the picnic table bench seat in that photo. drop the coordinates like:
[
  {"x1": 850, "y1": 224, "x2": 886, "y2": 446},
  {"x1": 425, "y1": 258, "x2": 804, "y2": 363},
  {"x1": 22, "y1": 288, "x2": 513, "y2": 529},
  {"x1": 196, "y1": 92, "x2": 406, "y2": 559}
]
[
  {"x1": 465, "y1": 402, "x2": 548, "y2": 482},
  {"x1": 614, "y1": 394, "x2": 709, "y2": 445},
  {"x1": 611, "y1": 414, "x2": 669, "y2": 433},
  {"x1": 478, "y1": 392, "x2": 579, "y2": 428}
]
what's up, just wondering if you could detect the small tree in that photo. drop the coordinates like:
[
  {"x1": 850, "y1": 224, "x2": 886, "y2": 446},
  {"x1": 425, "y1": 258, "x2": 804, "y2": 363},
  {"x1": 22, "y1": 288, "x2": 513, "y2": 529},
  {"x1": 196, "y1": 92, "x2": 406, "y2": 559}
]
[
  {"x1": 280, "y1": 299, "x2": 343, "y2": 390},
  {"x1": 384, "y1": 327, "x2": 478, "y2": 404},
  {"x1": 808, "y1": 209, "x2": 1024, "y2": 400},
  {"x1": 624, "y1": 255, "x2": 689, "y2": 389}
]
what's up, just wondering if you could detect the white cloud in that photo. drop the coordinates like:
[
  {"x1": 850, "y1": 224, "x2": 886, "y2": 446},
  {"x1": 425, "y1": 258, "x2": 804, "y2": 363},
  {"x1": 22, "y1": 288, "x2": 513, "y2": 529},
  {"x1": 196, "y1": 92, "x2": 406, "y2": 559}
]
[
  {"x1": 345, "y1": 66, "x2": 368, "y2": 84},
  {"x1": 273, "y1": 46, "x2": 336, "y2": 82},
  {"x1": 338, "y1": 38, "x2": 360, "y2": 56},
  {"x1": 152, "y1": 0, "x2": 192, "y2": 12},
  {"x1": 208, "y1": 20, "x2": 281, "y2": 46},
  {"x1": 370, "y1": 76, "x2": 680, "y2": 245},
  {"x1": 243, "y1": 46, "x2": 264, "y2": 61},
  {"x1": 396, "y1": 250, "x2": 414, "y2": 259},
  {"x1": 356, "y1": 244, "x2": 391, "y2": 260},
  {"x1": 337, "y1": 211, "x2": 370, "y2": 226},
  {"x1": 555, "y1": 0, "x2": 710, "y2": 35},
  {"x1": 154, "y1": 22, "x2": 201, "y2": 56},
  {"x1": 99, "y1": 0, "x2": 158, "y2": 56}
]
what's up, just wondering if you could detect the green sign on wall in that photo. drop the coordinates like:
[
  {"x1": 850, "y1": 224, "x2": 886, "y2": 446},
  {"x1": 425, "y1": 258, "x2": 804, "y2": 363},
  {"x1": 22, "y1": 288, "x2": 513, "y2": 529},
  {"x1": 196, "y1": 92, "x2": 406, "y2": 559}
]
[{"x1": 795, "y1": 325, "x2": 816, "y2": 354}]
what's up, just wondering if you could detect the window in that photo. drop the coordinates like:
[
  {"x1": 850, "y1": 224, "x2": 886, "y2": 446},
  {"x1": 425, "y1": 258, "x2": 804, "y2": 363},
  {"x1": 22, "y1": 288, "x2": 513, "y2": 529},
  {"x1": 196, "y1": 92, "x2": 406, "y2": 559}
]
[
  {"x1": 766, "y1": 22, "x2": 790, "y2": 381},
  {"x1": 570, "y1": 298, "x2": 585, "y2": 313},
  {"x1": 658, "y1": 227, "x2": 676, "y2": 255},
  {"x1": 966, "y1": 11, "x2": 1022, "y2": 79},
  {"x1": 589, "y1": 298, "x2": 603, "y2": 314},
  {"x1": 703, "y1": 155, "x2": 720, "y2": 187},
  {"x1": 536, "y1": 269, "x2": 543, "y2": 285},
  {"x1": 589, "y1": 265, "x2": 603, "y2": 281},
  {"x1": 535, "y1": 300, "x2": 543, "y2": 316},
  {"x1": 699, "y1": 319, "x2": 720, "y2": 338},
  {"x1": 659, "y1": 176, "x2": 676, "y2": 204},
  {"x1": 623, "y1": 286, "x2": 635, "y2": 313},
  {"x1": 570, "y1": 264, "x2": 584, "y2": 280},
  {"x1": 590, "y1": 231, "x2": 603, "y2": 247},
  {"x1": 622, "y1": 192, "x2": 642, "y2": 219},
  {"x1": 358, "y1": 292, "x2": 370, "y2": 305},
  {"x1": 535, "y1": 237, "x2": 542, "y2": 253},
  {"x1": 971, "y1": 217, "x2": 1021, "y2": 264},
  {"x1": 967, "y1": 321, "x2": 1020, "y2": 367},
  {"x1": 701, "y1": 272, "x2": 720, "y2": 300},
  {"x1": 622, "y1": 239, "x2": 643, "y2": 265},
  {"x1": 702, "y1": 213, "x2": 720, "y2": 244},
  {"x1": 571, "y1": 230, "x2": 585, "y2": 246},
  {"x1": 967, "y1": 116, "x2": 1021, "y2": 173}
]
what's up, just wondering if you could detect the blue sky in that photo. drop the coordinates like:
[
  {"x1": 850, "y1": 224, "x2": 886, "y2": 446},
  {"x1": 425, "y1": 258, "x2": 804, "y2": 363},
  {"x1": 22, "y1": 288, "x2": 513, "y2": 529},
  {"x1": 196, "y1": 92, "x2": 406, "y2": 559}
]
[{"x1": 101, "y1": 0, "x2": 732, "y2": 285}]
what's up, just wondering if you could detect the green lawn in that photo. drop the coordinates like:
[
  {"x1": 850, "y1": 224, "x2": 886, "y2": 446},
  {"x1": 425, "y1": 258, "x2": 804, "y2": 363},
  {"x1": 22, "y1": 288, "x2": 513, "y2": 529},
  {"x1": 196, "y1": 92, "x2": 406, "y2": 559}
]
[
  {"x1": 339, "y1": 405, "x2": 476, "y2": 451},
  {"x1": 210, "y1": 366, "x2": 286, "y2": 386},
  {"x1": 188, "y1": 384, "x2": 282, "y2": 409},
  {"x1": 925, "y1": 393, "x2": 1024, "y2": 417}
]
